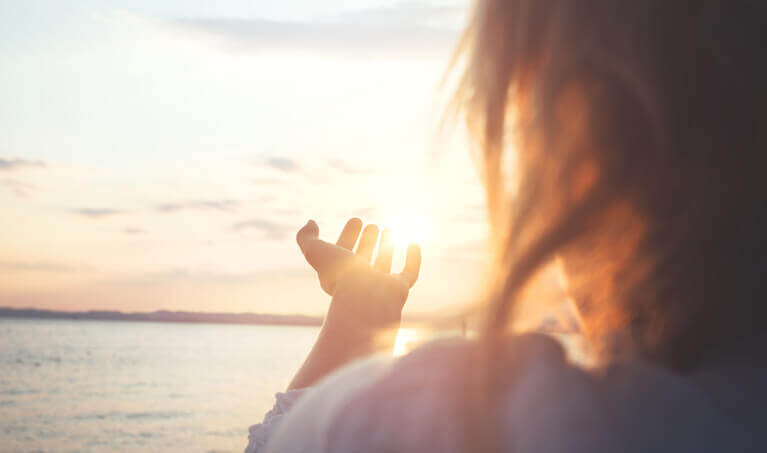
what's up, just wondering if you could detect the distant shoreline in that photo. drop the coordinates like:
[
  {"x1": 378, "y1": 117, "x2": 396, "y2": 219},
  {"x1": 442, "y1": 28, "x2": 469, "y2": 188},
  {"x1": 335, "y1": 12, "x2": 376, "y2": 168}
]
[{"x1": 0, "y1": 307, "x2": 323, "y2": 327}]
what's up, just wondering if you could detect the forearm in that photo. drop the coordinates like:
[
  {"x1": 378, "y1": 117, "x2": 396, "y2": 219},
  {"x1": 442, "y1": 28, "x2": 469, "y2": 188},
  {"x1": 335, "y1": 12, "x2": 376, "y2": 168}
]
[
  {"x1": 288, "y1": 303, "x2": 399, "y2": 390},
  {"x1": 287, "y1": 218, "x2": 418, "y2": 390}
]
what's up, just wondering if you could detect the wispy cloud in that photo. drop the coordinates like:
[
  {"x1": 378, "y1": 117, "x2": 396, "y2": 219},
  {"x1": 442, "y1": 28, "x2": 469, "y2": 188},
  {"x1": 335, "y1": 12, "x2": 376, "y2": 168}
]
[
  {"x1": 0, "y1": 260, "x2": 90, "y2": 273},
  {"x1": 116, "y1": 267, "x2": 311, "y2": 286},
  {"x1": 72, "y1": 208, "x2": 124, "y2": 218},
  {"x1": 0, "y1": 179, "x2": 36, "y2": 197},
  {"x1": 327, "y1": 159, "x2": 373, "y2": 175},
  {"x1": 264, "y1": 157, "x2": 300, "y2": 173},
  {"x1": 233, "y1": 218, "x2": 293, "y2": 239},
  {"x1": 123, "y1": 227, "x2": 144, "y2": 235},
  {"x1": 0, "y1": 158, "x2": 46, "y2": 171},
  {"x1": 251, "y1": 177, "x2": 285, "y2": 186},
  {"x1": 156, "y1": 199, "x2": 239, "y2": 213},
  {"x1": 356, "y1": 207, "x2": 379, "y2": 219},
  {"x1": 171, "y1": 3, "x2": 463, "y2": 57},
  {"x1": 339, "y1": 2, "x2": 463, "y2": 25}
]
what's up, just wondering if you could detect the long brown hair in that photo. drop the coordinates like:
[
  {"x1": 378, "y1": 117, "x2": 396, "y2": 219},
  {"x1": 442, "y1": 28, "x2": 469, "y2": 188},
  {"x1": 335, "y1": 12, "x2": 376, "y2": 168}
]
[{"x1": 453, "y1": 0, "x2": 767, "y2": 448}]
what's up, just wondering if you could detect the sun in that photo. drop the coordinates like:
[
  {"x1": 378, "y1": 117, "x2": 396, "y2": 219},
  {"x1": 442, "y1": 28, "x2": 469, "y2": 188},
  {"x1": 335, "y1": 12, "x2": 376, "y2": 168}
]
[{"x1": 383, "y1": 211, "x2": 429, "y2": 246}]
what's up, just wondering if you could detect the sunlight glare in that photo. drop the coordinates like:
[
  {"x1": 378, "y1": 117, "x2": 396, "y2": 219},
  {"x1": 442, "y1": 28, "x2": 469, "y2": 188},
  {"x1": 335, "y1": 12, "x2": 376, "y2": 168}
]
[
  {"x1": 393, "y1": 328, "x2": 420, "y2": 356},
  {"x1": 384, "y1": 211, "x2": 430, "y2": 246}
]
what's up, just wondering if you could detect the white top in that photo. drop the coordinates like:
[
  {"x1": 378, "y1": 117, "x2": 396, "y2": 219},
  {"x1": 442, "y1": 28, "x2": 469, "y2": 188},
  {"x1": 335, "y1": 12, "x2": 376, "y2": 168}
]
[{"x1": 246, "y1": 333, "x2": 765, "y2": 453}]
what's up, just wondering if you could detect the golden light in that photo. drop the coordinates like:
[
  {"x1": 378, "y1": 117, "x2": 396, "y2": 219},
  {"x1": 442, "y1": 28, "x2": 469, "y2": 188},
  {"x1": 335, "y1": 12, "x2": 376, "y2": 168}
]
[
  {"x1": 383, "y1": 211, "x2": 430, "y2": 247},
  {"x1": 393, "y1": 327, "x2": 421, "y2": 356}
]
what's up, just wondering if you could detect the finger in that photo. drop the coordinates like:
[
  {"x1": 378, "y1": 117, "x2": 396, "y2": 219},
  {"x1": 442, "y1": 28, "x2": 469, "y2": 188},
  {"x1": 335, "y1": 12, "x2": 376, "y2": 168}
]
[
  {"x1": 296, "y1": 220, "x2": 319, "y2": 256},
  {"x1": 398, "y1": 243, "x2": 421, "y2": 288},
  {"x1": 355, "y1": 224, "x2": 379, "y2": 263},
  {"x1": 374, "y1": 228, "x2": 394, "y2": 272},
  {"x1": 336, "y1": 218, "x2": 363, "y2": 250},
  {"x1": 297, "y1": 220, "x2": 339, "y2": 272}
]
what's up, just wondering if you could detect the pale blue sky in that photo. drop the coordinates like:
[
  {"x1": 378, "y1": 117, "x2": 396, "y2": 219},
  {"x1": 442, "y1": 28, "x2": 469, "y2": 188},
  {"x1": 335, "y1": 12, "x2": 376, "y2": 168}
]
[{"x1": 0, "y1": 0, "x2": 491, "y2": 316}]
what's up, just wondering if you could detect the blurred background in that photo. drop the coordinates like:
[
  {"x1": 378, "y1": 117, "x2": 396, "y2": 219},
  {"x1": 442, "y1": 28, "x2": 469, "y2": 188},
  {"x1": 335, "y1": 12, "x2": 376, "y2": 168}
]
[
  {"x1": 0, "y1": 1, "x2": 502, "y2": 451},
  {"x1": 0, "y1": 0, "x2": 489, "y2": 317}
]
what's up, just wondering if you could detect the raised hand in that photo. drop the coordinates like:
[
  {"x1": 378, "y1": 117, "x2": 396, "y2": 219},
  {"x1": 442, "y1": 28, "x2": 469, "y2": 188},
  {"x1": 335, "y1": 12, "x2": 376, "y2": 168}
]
[
  {"x1": 296, "y1": 218, "x2": 421, "y2": 299},
  {"x1": 288, "y1": 218, "x2": 422, "y2": 389}
]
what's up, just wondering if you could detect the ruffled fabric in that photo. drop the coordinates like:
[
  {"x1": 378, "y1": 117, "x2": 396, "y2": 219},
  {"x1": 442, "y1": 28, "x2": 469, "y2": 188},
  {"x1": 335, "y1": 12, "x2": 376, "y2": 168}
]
[{"x1": 244, "y1": 388, "x2": 307, "y2": 453}]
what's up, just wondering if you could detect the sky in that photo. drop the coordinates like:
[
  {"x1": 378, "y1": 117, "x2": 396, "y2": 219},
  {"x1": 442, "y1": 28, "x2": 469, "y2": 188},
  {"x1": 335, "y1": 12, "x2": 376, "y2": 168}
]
[{"x1": 0, "y1": 0, "x2": 493, "y2": 316}]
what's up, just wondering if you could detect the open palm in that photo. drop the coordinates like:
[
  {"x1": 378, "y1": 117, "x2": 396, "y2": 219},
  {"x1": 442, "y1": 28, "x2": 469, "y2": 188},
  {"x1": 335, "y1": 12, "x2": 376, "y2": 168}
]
[
  {"x1": 296, "y1": 218, "x2": 421, "y2": 295},
  {"x1": 286, "y1": 218, "x2": 422, "y2": 390}
]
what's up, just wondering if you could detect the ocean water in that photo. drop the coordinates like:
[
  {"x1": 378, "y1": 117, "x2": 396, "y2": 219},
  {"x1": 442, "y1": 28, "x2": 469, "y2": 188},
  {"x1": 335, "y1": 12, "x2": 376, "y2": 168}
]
[{"x1": 0, "y1": 318, "x2": 321, "y2": 452}]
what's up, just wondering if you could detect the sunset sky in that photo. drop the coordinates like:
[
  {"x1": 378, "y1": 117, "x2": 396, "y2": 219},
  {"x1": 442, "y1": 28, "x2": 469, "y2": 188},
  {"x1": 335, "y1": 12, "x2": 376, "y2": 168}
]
[{"x1": 0, "y1": 0, "x2": 491, "y2": 316}]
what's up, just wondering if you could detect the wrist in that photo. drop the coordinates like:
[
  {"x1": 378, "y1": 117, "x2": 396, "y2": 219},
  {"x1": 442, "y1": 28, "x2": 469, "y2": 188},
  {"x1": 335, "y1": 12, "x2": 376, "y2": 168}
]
[{"x1": 320, "y1": 313, "x2": 399, "y2": 355}]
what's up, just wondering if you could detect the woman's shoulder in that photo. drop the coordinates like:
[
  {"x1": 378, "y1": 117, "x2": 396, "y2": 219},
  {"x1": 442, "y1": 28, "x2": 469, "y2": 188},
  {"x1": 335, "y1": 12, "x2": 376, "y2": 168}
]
[
  {"x1": 265, "y1": 332, "x2": 587, "y2": 452},
  {"x1": 265, "y1": 332, "x2": 758, "y2": 453},
  {"x1": 329, "y1": 333, "x2": 589, "y2": 451}
]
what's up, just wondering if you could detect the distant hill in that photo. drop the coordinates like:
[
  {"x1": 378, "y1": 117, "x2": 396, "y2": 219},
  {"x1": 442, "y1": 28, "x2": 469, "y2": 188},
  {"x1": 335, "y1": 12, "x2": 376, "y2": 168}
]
[
  {"x1": 0, "y1": 307, "x2": 323, "y2": 327},
  {"x1": 0, "y1": 307, "x2": 579, "y2": 334}
]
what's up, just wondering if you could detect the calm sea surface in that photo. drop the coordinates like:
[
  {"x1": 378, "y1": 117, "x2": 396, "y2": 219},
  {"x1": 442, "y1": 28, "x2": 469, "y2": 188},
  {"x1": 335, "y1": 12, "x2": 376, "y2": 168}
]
[{"x1": 0, "y1": 318, "x2": 321, "y2": 452}]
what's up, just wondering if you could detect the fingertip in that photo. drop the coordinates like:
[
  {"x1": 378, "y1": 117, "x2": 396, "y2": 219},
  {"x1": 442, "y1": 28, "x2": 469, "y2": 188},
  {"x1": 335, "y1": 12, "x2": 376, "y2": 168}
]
[
  {"x1": 296, "y1": 219, "x2": 319, "y2": 248},
  {"x1": 363, "y1": 223, "x2": 379, "y2": 234},
  {"x1": 356, "y1": 223, "x2": 380, "y2": 262},
  {"x1": 407, "y1": 243, "x2": 421, "y2": 267},
  {"x1": 402, "y1": 243, "x2": 422, "y2": 287},
  {"x1": 373, "y1": 228, "x2": 395, "y2": 272},
  {"x1": 336, "y1": 217, "x2": 363, "y2": 250},
  {"x1": 360, "y1": 223, "x2": 380, "y2": 242},
  {"x1": 348, "y1": 217, "x2": 363, "y2": 228}
]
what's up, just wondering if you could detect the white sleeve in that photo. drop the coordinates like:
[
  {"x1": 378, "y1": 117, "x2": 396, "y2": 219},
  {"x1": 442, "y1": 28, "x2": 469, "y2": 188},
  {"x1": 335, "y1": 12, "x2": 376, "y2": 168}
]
[
  {"x1": 244, "y1": 388, "x2": 308, "y2": 453},
  {"x1": 251, "y1": 335, "x2": 586, "y2": 453},
  {"x1": 261, "y1": 356, "x2": 391, "y2": 453}
]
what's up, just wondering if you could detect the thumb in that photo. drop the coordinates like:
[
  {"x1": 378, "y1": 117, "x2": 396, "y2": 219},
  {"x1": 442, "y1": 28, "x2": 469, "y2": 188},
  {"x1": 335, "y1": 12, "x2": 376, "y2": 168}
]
[
  {"x1": 296, "y1": 220, "x2": 353, "y2": 276},
  {"x1": 296, "y1": 219, "x2": 319, "y2": 256},
  {"x1": 296, "y1": 220, "x2": 336, "y2": 273}
]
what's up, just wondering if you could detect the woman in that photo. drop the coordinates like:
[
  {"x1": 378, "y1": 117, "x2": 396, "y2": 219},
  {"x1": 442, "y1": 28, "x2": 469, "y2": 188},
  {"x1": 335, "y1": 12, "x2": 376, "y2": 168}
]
[{"x1": 246, "y1": 1, "x2": 767, "y2": 451}]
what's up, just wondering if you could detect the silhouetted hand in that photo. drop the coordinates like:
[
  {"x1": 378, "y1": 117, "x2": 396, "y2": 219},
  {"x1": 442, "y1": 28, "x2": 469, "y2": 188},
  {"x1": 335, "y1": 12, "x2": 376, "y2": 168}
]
[
  {"x1": 287, "y1": 218, "x2": 422, "y2": 389},
  {"x1": 296, "y1": 217, "x2": 421, "y2": 330},
  {"x1": 297, "y1": 217, "x2": 420, "y2": 291}
]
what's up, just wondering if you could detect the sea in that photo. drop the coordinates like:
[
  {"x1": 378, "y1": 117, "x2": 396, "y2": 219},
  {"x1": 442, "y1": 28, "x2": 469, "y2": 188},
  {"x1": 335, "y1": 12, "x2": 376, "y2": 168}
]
[
  {"x1": 0, "y1": 318, "x2": 583, "y2": 452},
  {"x1": 0, "y1": 318, "x2": 322, "y2": 452}
]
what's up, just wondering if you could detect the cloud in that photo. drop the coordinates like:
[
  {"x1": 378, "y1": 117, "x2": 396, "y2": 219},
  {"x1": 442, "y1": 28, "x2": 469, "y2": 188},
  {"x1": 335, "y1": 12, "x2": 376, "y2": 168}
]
[
  {"x1": 339, "y1": 2, "x2": 464, "y2": 27},
  {"x1": 0, "y1": 260, "x2": 90, "y2": 273},
  {"x1": 115, "y1": 267, "x2": 312, "y2": 286},
  {"x1": 251, "y1": 177, "x2": 284, "y2": 186},
  {"x1": 233, "y1": 218, "x2": 293, "y2": 239},
  {"x1": 171, "y1": 3, "x2": 463, "y2": 58},
  {"x1": 72, "y1": 208, "x2": 124, "y2": 218},
  {"x1": 327, "y1": 159, "x2": 373, "y2": 175},
  {"x1": 343, "y1": 207, "x2": 379, "y2": 220},
  {"x1": 0, "y1": 158, "x2": 46, "y2": 171},
  {"x1": 156, "y1": 199, "x2": 238, "y2": 213},
  {"x1": 123, "y1": 227, "x2": 144, "y2": 234},
  {"x1": 264, "y1": 157, "x2": 300, "y2": 173},
  {"x1": 0, "y1": 179, "x2": 36, "y2": 197}
]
